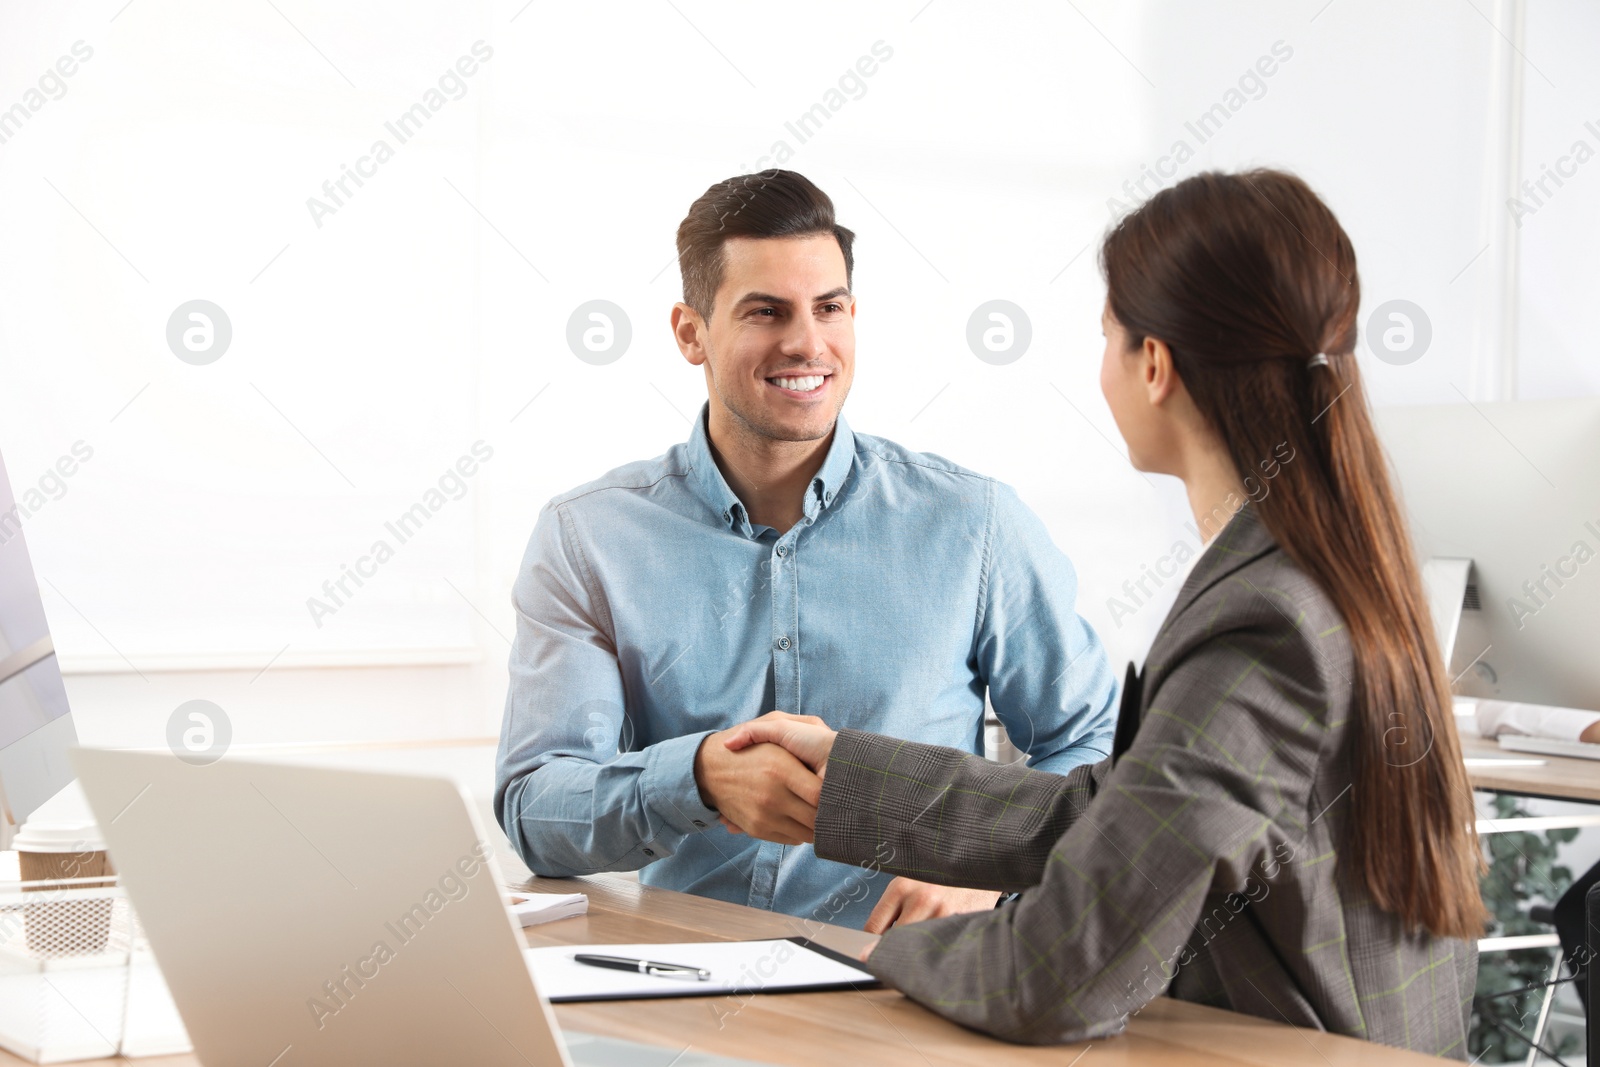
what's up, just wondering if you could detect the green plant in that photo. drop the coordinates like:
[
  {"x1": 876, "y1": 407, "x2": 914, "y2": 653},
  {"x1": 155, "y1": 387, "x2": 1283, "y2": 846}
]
[{"x1": 1469, "y1": 793, "x2": 1580, "y2": 1064}]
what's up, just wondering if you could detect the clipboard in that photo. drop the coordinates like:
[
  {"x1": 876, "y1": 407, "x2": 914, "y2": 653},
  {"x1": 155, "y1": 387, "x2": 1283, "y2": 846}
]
[{"x1": 524, "y1": 937, "x2": 881, "y2": 1002}]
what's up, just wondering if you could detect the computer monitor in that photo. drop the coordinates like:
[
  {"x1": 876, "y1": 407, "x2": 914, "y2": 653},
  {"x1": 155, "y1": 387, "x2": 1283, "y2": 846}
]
[
  {"x1": 0, "y1": 446, "x2": 77, "y2": 850},
  {"x1": 1374, "y1": 397, "x2": 1600, "y2": 712}
]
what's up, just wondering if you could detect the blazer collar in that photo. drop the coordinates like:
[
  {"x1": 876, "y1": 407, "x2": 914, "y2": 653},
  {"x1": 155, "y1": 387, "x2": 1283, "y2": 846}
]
[{"x1": 1166, "y1": 503, "x2": 1279, "y2": 625}]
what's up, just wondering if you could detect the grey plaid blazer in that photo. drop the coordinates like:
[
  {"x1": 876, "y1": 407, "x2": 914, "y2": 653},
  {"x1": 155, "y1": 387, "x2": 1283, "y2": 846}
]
[{"x1": 815, "y1": 504, "x2": 1476, "y2": 1057}]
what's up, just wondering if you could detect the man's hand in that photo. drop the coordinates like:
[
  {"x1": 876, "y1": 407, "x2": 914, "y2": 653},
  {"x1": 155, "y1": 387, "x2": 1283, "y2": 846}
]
[
  {"x1": 693, "y1": 727, "x2": 822, "y2": 846},
  {"x1": 863, "y1": 877, "x2": 1002, "y2": 935}
]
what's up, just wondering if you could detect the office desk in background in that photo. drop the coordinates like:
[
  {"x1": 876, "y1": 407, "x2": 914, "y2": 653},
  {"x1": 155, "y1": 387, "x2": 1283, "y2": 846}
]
[{"x1": 1459, "y1": 728, "x2": 1600, "y2": 804}]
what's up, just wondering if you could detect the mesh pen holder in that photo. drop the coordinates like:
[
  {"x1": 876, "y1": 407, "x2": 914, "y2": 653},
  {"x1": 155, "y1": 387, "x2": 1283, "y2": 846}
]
[{"x1": 0, "y1": 876, "x2": 139, "y2": 1063}]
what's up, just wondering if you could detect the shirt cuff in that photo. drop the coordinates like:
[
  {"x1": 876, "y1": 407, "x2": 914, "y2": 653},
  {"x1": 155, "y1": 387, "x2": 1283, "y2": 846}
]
[{"x1": 640, "y1": 730, "x2": 721, "y2": 835}]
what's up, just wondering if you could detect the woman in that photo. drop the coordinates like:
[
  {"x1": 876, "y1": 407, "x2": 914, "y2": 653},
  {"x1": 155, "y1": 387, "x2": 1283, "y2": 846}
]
[{"x1": 723, "y1": 169, "x2": 1485, "y2": 1056}]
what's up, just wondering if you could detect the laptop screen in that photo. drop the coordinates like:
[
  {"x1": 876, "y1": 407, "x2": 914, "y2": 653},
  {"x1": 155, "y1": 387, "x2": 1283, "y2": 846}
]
[{"x1": 0, "y1": 447, "x2": 73, "y2": 788}]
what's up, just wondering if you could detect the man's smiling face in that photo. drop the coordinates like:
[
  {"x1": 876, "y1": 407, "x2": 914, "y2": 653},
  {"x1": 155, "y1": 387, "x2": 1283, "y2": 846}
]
[{"x1": 693, "y1": 234, "x2": 855, "y2": 444}]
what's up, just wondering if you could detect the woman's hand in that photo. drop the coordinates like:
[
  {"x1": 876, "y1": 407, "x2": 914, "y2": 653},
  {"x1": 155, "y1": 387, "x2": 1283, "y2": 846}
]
[
  {"x1": 722, "y1": 710, "x2": 838, "y2": 775},
  {"x1": 863, "y1": 878, "x2": 1002, "y2": 934}
]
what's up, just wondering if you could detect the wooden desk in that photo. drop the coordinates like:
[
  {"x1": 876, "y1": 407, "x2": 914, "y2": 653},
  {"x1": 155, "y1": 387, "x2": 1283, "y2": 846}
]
[
  {"x1": 520, "y1": 874, "x2": 1459, "y2": 1067},
  {"x1": 0, "y1": 872, "x2": 1460, "y2": 1067},
  {"x1": 1460, "y1": 729, "x2": 1600, "y2": 803}
]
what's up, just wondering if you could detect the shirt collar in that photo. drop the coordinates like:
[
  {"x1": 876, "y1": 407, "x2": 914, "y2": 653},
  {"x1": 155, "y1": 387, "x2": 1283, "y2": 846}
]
[
  {"x1": 685, "y1": 404, "x2": 744, "y2": 530},
  {"x1": 810, "y1": 411, "x2": 856, "y2": 515},
  {"x1": 684, "y1": 403, "x2": 857, "y2": 533}
]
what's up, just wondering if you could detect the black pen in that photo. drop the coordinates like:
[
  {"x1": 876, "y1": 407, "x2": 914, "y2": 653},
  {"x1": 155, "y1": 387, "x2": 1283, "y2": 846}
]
[{"x1": 573, "y1": 953, "x2": 711, "y2": 981}]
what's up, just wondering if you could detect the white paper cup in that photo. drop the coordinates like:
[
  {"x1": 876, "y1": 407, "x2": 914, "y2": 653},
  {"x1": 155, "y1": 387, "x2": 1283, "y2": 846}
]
[{"x1": 13, "y1": 818, "x2": 115, "y2": 955}]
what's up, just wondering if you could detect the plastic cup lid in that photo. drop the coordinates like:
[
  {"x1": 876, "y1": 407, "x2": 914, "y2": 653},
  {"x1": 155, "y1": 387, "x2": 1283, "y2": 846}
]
[
  {"x1": 13, "y1": 780, "x2": 104, "y2": 853},
  {"x1": 13, "y1": 821, "x2": 104, "y2": 853}
]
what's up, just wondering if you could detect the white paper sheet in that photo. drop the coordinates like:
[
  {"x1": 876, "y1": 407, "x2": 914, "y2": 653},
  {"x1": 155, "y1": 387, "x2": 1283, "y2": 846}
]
[
  {"x1": 524, "y1": 939, "x2": 876, "y2": 1002},
  {"x1": 507, "y1": 891, "x2": 587, "y2": 927}
]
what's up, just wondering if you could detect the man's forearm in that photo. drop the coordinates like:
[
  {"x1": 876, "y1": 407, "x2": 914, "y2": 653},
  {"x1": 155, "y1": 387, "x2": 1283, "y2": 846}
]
[{"x1": 496, "y1": 731, "x2": 718, "y2": 877}]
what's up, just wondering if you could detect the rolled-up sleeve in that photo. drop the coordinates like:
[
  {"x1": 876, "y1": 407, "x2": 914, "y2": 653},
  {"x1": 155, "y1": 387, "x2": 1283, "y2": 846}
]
[{"x1": 495, "y1": 502, "x2": 718, "y2": 877}]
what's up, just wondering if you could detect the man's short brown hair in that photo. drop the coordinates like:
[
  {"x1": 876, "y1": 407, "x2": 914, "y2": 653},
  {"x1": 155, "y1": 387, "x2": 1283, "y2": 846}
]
[{"x1": 675, "y1": 170, "x2": 855, "y2": 318}]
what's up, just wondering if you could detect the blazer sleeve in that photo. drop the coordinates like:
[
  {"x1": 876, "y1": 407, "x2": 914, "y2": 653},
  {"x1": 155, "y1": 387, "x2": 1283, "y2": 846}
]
[
  {"x1": 812, "y1": 612, "x2": 1329, "y2": 1045},
  {"x1": 815, "y1": 730, "x2": 1107, "y2": 893}
]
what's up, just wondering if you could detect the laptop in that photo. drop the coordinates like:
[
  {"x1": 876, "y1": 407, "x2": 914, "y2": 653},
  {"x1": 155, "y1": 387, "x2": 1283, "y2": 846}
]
[{"x1": 71, "y1": 748, "x2": 770, "y2": 1066}]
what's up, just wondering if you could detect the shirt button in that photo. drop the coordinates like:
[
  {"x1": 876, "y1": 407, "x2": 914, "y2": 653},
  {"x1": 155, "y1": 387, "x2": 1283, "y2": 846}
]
[
  {"x1": 642, "y1": 847, "x2": 655, "y2": 857},
  {"x1": 722, "y1": 511, "x2": 730, "y2": 522},
  {"x1": 824, "y1": 491, "x2": 833, "y2": 503},
  {"x1": 775, "y1": 636, "x2": 791, "y2": 651},
  {"x1": 692, "y1": 820, "x2": 706, "y2": 829},
  {"x1": 776, "y1": 545, "x2": 787, "y2": 557}
]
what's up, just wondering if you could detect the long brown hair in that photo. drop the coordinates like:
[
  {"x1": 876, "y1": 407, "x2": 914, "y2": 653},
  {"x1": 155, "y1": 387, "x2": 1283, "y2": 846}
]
[{"x1": 1100, "y1": 169, "x2": 1484, "y2": 939}]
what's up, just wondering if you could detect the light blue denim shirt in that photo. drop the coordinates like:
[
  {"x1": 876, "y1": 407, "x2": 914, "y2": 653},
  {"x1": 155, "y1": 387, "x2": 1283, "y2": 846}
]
[{"x1": 495, "y1": 405, "x2": 1117, "y2": 929}]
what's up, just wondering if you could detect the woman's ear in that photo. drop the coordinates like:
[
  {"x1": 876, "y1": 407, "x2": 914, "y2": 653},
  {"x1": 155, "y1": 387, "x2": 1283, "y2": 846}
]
[{"x1": 1144, "y1": 336, "x2": 1180, "y2": 406}]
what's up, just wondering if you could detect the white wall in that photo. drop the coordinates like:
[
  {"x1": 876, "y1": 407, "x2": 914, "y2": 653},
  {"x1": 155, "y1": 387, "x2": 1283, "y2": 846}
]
[
  {"x1": 0, "y1": 0, "x2": 1589, "y2": 750},
  {"x1": 1516, "y1": 0, "x2": 1600, "y2": 398}
]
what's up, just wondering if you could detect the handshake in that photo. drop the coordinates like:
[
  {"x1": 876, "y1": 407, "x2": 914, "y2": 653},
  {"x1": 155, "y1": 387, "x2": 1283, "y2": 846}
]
[
  {"x1": 691, "y1": 711, "x2": 839, "y2": 846},
  {"x1": 691, "y1": 711, "x2": 1002, "y2": 934}
]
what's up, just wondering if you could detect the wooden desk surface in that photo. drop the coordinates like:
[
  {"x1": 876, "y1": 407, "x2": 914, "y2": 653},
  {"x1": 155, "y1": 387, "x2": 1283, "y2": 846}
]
[
  {"x1": 522, "y1": 875, "x2": 1462, "y2": 1066},
  {"x1": 1460, "y1": 728, "x2": 1600, "y2": 802},
  {"x1": 0, "y1": 872, "x2": 1460, "y2": 1067}
]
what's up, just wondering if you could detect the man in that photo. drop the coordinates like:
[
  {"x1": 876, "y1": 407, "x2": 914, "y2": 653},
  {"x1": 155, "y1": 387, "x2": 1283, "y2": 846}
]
[{"x1": 495, "y1": 169, "x2": 1117, "y2": 932}]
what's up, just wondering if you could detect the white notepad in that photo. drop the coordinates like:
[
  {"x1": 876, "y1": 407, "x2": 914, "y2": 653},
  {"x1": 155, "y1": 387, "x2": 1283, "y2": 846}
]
[
  {"x1": 507, "y1": 891, "x2": 588, "y2": 927},
  {"x1": 524, "y1": 938, "x2": 878, "y2": 1002}
]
